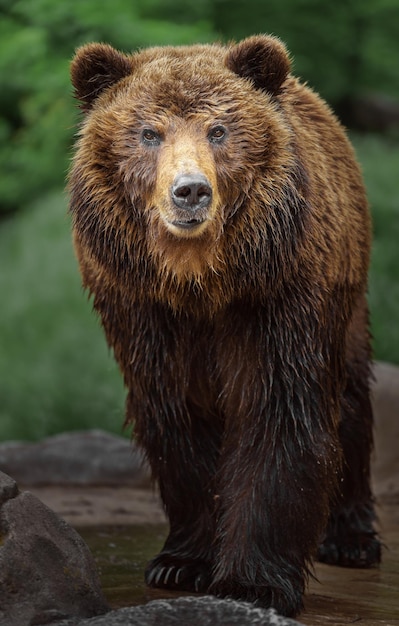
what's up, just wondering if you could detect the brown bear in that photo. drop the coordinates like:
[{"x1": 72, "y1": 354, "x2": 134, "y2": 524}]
[{"x1": 69, "y1": 35, "x2": 381, "y2": 617}]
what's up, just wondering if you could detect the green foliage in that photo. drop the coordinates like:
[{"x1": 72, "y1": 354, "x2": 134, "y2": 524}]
[
  {"x1": 213, "y1": 0, "x2": 399, "y2": 102},
  {"x1": 0, "y1": 0, "x2": 215, "y2": 215},
  {"x1": 0, "y1": 191, "x2": 126, "y2": 441}
]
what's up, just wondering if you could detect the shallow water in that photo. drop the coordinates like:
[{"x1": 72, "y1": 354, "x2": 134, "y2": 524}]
[
  {"x1": 79, "y1": 506, "x2": 399, "y2": 625},
  {"x1": 79, "y1": 524, "x2": 169, "y2": 608}
]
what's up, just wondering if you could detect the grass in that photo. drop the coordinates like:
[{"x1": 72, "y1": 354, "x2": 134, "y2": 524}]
[
  {"x1": 0, "y1": 191, "x2": 125, "y2": 441},
  {"x1": 0, "y1": 133, "x2": 397, "y2": 441}
]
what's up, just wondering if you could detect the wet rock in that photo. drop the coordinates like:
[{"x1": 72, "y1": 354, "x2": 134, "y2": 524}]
[
  {"x1": 0, "y1": 470, "x2": 18, "y2": 504},
  {"x1": 0, "y1": 429, "x2": 150, "y2": 487},
  {"x1": 57, "y1": 596, "x2": 304, "y2": 625},
  {"x1": 372, "y1": 362, "x2": 399, "y2": 498},
  {"x1": 0, "y1": 470, "x2": 109, "y2": 626}
]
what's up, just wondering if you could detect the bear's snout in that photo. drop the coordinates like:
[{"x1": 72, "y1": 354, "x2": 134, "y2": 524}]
[{"x1": 171, "y1": 173, "x2": 212, "y2": 213}]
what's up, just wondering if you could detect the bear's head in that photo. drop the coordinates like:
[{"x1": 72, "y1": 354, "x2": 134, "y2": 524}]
[{"x1": 70, "y1": 36, "x2": 294, "y2": 282}]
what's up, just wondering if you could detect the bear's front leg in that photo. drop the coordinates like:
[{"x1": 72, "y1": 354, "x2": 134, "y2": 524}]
[
  {"x1": 132, "y1": 395, "x2": 221, "y2": 594},
  {"x1": 114, "y1": 303, "x2": 222, "y2": 594},
  {"x1": 210, "y1": 303, "x2": 344, "y2": 617},
  {"x1": 211, "y1": 428, "x2": 338, "y2": 616}
]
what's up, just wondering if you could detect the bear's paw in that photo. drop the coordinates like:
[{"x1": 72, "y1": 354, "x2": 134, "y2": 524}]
[
  {"x1": 210, "y1": 578, "x2": 303, "y2": 618},
  {"x1": 317, "y1": 531, "x2": 382, "y2": 568},
  {"x1": 145, "y1": 554, "x2": 211, "y2": 593}
]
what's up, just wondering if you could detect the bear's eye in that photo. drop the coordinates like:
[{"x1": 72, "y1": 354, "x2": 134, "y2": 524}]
[
  {"x1": 141, "y1": 129, "x2": 161, "y2": 146},
  {"x1": 208, "y1": 125, "x2": 227, "y2": 144}
]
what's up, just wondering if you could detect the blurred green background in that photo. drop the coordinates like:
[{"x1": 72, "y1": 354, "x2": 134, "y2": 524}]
[{"x1": 0, "y1": 0, "x2": 398, "y2": 441}]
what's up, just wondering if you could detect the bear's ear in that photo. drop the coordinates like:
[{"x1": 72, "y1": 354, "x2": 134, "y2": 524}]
[
  {"x1": 71, "y1": 43, "x2": 134, "y2": 111},
  {"x1": 225, "y1": 35, "x2": 291, "y2": 96}
]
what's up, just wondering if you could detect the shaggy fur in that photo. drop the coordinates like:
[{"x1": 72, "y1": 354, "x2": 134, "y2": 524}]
[{"x1": 69, "y1": 35, "x2": 381, "y2": 617}]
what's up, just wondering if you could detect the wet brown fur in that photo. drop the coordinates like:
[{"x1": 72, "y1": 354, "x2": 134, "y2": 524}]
[{"x1": 69, "y1": 35, "x2": 380, "y2": 617}]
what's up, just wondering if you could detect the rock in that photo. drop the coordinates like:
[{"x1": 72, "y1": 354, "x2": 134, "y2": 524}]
[
  {"x1": 372, "y1": 362, "x2": 399, "y2": 498},
  {"x1": 0, "y1": 470, "x2": 109, "y2": 626},
  {"x1": 56, "y1": 596, "x2": 304, "y2": 625},
  {"x1": 0, "y1": 471, "x2": 18, "y2": 504},
  {"x1": 0, "y1": 430, "x2": 150, "y2": 487}
]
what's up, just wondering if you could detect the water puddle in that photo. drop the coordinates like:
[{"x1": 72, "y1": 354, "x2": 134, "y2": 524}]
[
  {"x1": 79, "y1": 509, "x2": 399, "y2": 625},
  {"x1": 79, "y1": 524, "x2": 169, "y2": 608}
]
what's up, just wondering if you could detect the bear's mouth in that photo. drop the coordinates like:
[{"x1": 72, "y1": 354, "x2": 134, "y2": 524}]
[{"x1": 169, "y1": 218, "x2": 207, "y2": 231}]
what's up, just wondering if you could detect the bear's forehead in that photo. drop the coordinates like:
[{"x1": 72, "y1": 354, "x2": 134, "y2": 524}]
[
  {"x1": 133, "y1": 44, "x2": 226, "y2": 70},
  {"x1": 118, "y1": 49, "x2": 263, "y2": 118},
  {"x1": 133, "y1": 50, "x2": 233, "y2": 92}
]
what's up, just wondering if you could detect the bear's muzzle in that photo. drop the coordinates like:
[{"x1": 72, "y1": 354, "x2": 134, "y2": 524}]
[{"x1": 170, "y1": 173, "x2": 212, "y2": 232}]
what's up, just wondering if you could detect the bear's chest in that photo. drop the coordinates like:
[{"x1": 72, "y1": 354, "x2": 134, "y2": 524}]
[{"x1": 184, "y1": 305, "x2": 266, "y2": 421}]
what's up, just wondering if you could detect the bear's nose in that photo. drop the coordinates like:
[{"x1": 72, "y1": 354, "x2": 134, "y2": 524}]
[{"x1": 171, "y1": 174, "x2": 212, "y2": 211}]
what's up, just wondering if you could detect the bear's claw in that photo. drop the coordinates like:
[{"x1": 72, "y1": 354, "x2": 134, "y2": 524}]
[{"x1": 145, "y1": 555, "x2": 211, "y2": 592}]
